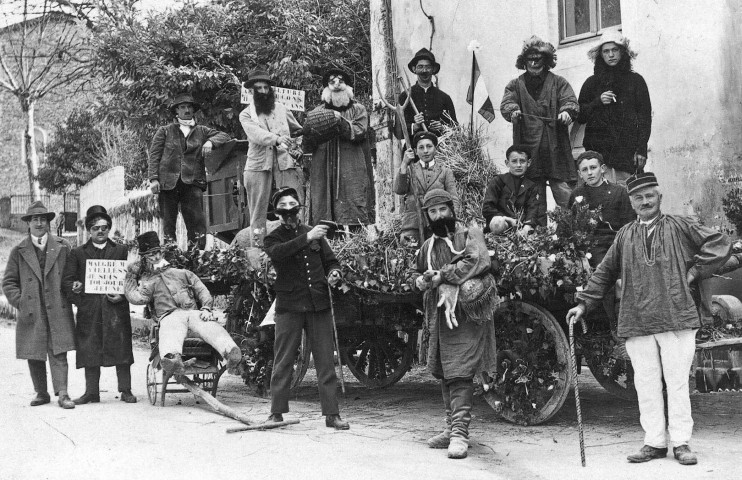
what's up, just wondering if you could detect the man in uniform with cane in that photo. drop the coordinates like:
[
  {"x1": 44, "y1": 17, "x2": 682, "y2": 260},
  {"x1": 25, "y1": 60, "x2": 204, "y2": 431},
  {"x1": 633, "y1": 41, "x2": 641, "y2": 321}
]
[
  {"x1": 567, "y1": 173, "x2": 731, "y2": 466},
  {"x1": 263, "y1": 187, "x2": 349, "y2": 430}
]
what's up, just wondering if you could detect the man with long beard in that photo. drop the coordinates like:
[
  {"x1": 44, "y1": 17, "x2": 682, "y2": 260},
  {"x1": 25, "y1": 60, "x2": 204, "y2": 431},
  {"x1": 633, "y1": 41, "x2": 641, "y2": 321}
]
[
  {"x1": 303, "y1": 68, "x2": 372, "y2": 227},
  {"x1": 413, "y1": 189, "x2": 498, "y2": 459},
  {"x1": 577, "y1": 29, "x2": 652, "y2": 185},
  {"x1": 239, "y1": 69, "x2": 304, "y2": 246}
]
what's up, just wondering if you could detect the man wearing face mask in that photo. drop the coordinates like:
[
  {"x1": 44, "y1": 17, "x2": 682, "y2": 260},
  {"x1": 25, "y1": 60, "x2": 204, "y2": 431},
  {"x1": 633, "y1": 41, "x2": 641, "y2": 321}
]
[
  {"x1": 501, "y1": 36, "x2": 579, "y2": 220},
  {"x1": 412, "y1": 189, "x2": 498, "y2": 459},
  {"x1": 303, "y1": 68, "x2": 371, "y2": 227},
  {"x1": 62, "y1": 205, "x2": 136, "y2": 404},
  {"x1": 149, "y1": 93, "x2": 231, "y2": 248},
  {"x1": 239, "y1": 70, "x2": 305, "y2": 246},
  {"x1": 263, "y1": 187, "x2": 349, "y2": 430},
  {"x1": 123, "y1": 231, "x2": 242, "y2": 376}
]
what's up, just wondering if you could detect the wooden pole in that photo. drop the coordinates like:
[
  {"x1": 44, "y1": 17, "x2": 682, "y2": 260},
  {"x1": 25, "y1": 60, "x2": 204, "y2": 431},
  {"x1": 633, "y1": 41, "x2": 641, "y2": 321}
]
[
  {"x1": 177, "y1": 376, "x2": 254, "y2": 425},
  {"x1": 469, "y1": 52, "x2": 476, "y2": 136},
  {"x1": 226, "y1": 420, "x2": 301, "y2": 434}
]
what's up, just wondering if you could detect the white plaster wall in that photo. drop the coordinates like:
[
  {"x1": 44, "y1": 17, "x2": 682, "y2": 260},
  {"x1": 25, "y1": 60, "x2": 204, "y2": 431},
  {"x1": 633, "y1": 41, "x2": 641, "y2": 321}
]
[{"x1": 388, "y1": 0, "x2": 742, "y2": 221}]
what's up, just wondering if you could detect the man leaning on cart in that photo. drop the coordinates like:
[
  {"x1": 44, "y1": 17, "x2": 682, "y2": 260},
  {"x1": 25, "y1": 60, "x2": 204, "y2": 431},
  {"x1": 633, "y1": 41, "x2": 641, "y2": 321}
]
[{"x1": 567, "y1": 172, "x2": 731, "y2": 466}]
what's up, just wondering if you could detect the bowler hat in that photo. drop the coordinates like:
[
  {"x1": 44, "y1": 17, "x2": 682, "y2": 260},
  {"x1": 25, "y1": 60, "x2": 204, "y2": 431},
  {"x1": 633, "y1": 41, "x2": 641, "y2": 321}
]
[
  {"x1": 322, "y1": 67, "x2": 354, "y2": 88},
  {"x1": 422, "y1": 189, "x2": 453, "y2": 209},
  {"x1": 21, "y1": 201, "x2": 55, "y2": 222},
  {"x1": 271, "y1": 186, "x2": 300, "y2": 209},
  {"x1": 136, "y1": 231, "x2": 162, "y2": 256},
  {"x1": 169, "y1": 93, "x2": 200, "y2": 114},
  {"x1": 626, "y1": 172, "x2": 659, "y2": 195},
  {"x1": 408, "y1": 48, "x2": 441, "y2": 75},
  {"x1": 85, "y1": 205, "x2": 112, "y2": 228},
  {"x1": 245, "y1": 69, "x2": 274, "y2": 88}
]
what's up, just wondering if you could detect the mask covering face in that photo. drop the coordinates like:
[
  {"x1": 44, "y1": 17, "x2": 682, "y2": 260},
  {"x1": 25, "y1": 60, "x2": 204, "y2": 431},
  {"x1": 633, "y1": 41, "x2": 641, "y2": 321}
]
[
  {"x1": 275, "y1": 205, "x2": 301, "y2": 217},
  {"x1": 428, "y1": 216, "x2": 456, "y2": 237}
]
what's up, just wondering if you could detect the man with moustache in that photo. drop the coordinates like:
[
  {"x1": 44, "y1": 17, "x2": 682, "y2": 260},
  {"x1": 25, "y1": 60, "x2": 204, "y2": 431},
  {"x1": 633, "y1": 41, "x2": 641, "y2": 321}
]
[
  {"x1": 62, "y1": 205, "x2": 136, "y2": 404},
  {"x1": 567, "y1": 173, "x2": 731, "y2": 466},
  {"x1": 2, "y1": 202, "x2": 76, "y2": 409},
  {"x1": 412, "y1": 189, "x2": 498, "y2": 459},
  {"x1": 263, "y1": 187, "x2": 349, "y2": 430},
  {"x1": 398, "y1": 48, "x2": 458, "y2": 138},
  {"x1": 149, "y1": 93, "x2": 230, "y2": 248},
  {"x1": 239, "y1": 69, "x2": 305, "y2": 246},
  {"x1": 577, "y1": 29, "x2": 652, "y2": 185},
  {"x1": 303, "y1": 68, "x2": 371, "y2": 227},
  {"x1": 501, "y1": 36, "x2": 579, "y2": 218}
]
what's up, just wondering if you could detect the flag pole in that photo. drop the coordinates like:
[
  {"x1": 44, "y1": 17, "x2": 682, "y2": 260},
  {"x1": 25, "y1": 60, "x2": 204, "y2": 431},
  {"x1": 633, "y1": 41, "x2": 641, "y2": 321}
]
[{"x1": 470, "y1": 51, "x2": 475, "y2": 136}]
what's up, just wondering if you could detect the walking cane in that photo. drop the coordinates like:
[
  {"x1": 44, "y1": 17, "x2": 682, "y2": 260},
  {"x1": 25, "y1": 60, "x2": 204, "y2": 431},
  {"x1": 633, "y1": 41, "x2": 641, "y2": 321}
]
[
  {"x1": 569, "y1": 317, "x2": 588, "y2": 467},
  {"x1": 327, "y1": 284, "x2": 346, "y2": 396}
]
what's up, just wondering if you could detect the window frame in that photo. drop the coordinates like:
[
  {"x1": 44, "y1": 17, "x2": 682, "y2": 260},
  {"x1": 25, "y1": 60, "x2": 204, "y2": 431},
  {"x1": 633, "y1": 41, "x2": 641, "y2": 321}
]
[{"x1": 559, "y1": 0, "x2": 622, "y2": 45}]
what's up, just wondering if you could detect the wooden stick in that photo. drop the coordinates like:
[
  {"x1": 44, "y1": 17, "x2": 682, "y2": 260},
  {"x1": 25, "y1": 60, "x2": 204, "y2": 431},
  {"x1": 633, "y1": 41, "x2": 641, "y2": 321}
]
[
  {"x1": 177, "y1": 375, "x2": 253, "y2": 425},
  {"x1": 226, "y1": 420, "x2": 300, "y2": 433}
]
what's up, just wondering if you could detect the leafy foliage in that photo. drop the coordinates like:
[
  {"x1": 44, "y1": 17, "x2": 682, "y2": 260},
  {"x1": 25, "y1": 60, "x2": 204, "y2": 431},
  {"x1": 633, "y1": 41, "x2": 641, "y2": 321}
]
[{"x1": 722, "y1": 187, "x2": 742, "y2": 236}]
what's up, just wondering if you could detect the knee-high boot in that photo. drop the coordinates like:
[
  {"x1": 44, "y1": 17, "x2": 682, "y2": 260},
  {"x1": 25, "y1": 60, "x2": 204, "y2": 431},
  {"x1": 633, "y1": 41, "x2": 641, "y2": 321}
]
[
  {"x1": 448, "y1": 379, "x2": 474, "y2": 459},
  {"x1": 427, "y1": 379, "x2": 452, "y2": 448}
]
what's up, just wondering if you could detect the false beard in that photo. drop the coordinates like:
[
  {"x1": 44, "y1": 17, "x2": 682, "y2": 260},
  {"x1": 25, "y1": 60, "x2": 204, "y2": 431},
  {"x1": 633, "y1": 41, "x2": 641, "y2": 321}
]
[
  {"x1": 428, "y1": 216, "x2": 456, "y2": 238},
  {"x1": 254, "y1": 89, "x2": 276, "y2": 115},
  {"x1": 321, "y1": 86, "x2": 354, "y2": 108}
]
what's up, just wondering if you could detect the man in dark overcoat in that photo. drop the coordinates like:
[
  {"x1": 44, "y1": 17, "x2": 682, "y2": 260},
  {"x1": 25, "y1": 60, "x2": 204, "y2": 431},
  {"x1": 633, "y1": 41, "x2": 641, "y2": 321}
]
[
  {"x1": 2, "y1": 201, "x2": 76, "y2": 409},
  {"x1": 62, "y1": 205, "x2": 136, "y2": 404},
  {"x1": 149, "y1": 92, "x2": 231, "y2": 247},
  {"x1": 263, "y1": 187, "x2": 349, "y2": 430}
]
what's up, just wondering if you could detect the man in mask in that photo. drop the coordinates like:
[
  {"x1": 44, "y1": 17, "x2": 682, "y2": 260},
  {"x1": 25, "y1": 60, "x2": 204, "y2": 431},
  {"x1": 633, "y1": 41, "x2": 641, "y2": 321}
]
[
  {"x1": 124, "y1": 231, "x2": 242, "y2": 376},
  {"x1": 412, "y1": 189, "x2": 499, "y2": 459},
  {"x1": 239, "y1": 70, "x2": 305, "y2": 246},
  {"x1": 303, "y1": 68, "x2": 372, "y2": 227},
  {"x1": 263, "y1": 187, "x2": 349, "y2": 430},
  {"x1": 149, "y1": 92, "x2": 230, "y2": 248}
]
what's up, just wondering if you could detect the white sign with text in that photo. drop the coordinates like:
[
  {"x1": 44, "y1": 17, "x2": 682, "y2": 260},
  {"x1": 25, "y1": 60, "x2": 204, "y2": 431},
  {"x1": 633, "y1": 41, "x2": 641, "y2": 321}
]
[{"x1": 85, "y1": 259, "x2": 127, "y2": 294}]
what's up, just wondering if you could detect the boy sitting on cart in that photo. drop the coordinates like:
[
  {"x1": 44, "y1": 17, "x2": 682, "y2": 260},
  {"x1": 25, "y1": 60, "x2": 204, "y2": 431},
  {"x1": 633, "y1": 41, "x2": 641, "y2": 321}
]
[
  {"x1": 124, "y1": 231, "x2": 243, "y2": 376},
  {"x1": 482, "y1": 144, "x2": 545, "y2": 235}
]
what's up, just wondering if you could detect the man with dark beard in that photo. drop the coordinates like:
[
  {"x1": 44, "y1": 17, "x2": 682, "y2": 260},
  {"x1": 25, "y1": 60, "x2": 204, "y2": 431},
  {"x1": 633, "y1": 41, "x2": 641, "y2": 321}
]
[
  {"x1": 412, "y1": 189, "x2": 498, "y2": 459},
  {"x1": 263, "y1": 187, "x2": 349, "y2": 430},
  {"x1": 239, "y1": 69, "x2": 304, "y2": 246},
  {"x1": 303, "y1": 68, "x2": 371, "y2": 227},
  {"x1": 577, "y1": 29, "x2": 652, "y2": 186}
]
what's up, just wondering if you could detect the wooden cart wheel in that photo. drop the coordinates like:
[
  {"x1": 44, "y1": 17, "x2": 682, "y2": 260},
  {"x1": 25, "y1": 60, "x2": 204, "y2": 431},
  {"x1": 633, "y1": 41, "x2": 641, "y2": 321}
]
[
  {"x1": 146, "y1": 362, "x2": 160, "y2": 406},
  {"x1": 339, "y1": 327, "x2": 414, "y2": 389},
  {"x1": 486, "y1": 300, "x2": 572, "y2": 425},
  {"x1": 586, "y1": 354, "x2": 637, "y2": 401},
  {"x1": 290, "y1": 331, "x2": 311, "y2": 392}
]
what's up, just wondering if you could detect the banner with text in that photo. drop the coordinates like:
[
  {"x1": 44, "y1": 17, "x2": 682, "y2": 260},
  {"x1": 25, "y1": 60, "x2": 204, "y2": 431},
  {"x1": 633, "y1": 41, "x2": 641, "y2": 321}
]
[
  {"x1": 85, "y1": 259, "x2": 127, "y2": 294},
  {"x1": 241, "y1": 84, "x2": 305, "y2": 112}
]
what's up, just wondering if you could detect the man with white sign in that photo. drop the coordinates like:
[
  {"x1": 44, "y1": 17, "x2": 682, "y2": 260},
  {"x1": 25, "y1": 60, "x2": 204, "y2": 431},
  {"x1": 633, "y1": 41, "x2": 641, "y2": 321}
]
[
  {"x1": 239, "y1": 69, "x2": 305, "y2": 246},
  {"x1": 62, "y1": 205, "x2": 137, "y2": 404}
]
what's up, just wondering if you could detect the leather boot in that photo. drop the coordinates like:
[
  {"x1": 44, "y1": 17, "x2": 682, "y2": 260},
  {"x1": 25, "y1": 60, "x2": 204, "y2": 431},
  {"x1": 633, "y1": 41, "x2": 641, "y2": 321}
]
[
  {"x1": 120, "y1": 391, "x2": 138, "y2": 403},
  {"x1": 225, "y1": 346, "x2": 243, "y2": 375},
  {"x1": 267, "y1": 413, "x2": 284, "y2": 423},
  {"x1": 75, "y1": 368, "x2": 101, "y2": 404},
  {"x1": 627, "y1": 445, "x2": 668, "y2": 463},
  {"x1": 30, "y1": 392, "x2": 51, "y2": 406},
  {"x1": 73, "y1": 393, "x2": 101, "y2": 404},
  {"x1": 673, "y1": 445, "x2": 698, "y2": 465},
  {"x1": 162, "y1": 353, "x2": 185, "y2": 375},
  {"x1": 57, "y1": 394, "x2": 75, "y2": 409},
  {"x1": 28, "y1": 360, "x2": 49, "y2": 405},
  {"x1": 325, "y1": 414, "x2": 350, "y2": 430},
  {"x1": 428, "y1": 380, "x2": 452, "y2": 448},
  {"x1": 447, "y1": 380, "x2": 474, "y2": 459}
]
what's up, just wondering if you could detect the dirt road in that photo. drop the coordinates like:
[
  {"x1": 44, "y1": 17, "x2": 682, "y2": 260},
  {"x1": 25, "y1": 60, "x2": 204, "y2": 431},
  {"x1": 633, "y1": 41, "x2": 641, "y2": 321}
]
[{"x1": 1, "y1": 321, "x2": 739, "y2": 480}]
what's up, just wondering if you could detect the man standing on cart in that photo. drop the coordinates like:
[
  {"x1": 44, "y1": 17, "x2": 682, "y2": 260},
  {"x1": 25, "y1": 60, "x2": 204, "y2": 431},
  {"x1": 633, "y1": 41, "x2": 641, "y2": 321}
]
[
  {"x1": 567, "y1": 173, "x2": 731, "y2": 466},
  {"x1": 263, "y1": 187, "x2": 349, "y2": 430},
  {"x1": 413, "y1": 189, "x2": 499, "y2": 459}
]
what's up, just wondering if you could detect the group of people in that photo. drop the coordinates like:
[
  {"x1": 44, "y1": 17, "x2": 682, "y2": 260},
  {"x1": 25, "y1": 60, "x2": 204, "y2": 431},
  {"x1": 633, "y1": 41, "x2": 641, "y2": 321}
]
[{"x1": 2, "y1": 29, "x2": 729, "y2": 468}]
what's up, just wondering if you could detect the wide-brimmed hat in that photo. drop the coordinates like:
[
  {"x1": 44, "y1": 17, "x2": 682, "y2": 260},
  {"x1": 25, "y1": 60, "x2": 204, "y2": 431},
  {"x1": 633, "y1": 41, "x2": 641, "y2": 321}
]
[
  {"x1": 626, "y1": 172, "x2": 659, "y2": 195},
  {"x1": 245, "y1": 69, "x2": 274, "y2": 88},
  {"x1": 271, "y1": 186, "x2": 300, "y2": 209},
  {"x1": 169, "y1": 93, "x2": 200, "y2": 114},
  {"x1": 322, "y1": 67, "x2": 353, "y2": 88},
  {"x1": 588, "y1": 28, "x2": 637, "y2": 63},
  {"x1": 408, "y1": 48, "x2": 441, "y2": 74},
  {"x1": 422, "y1": 189, "x2": 453, "y2": 209},
  {"x1": 21, "y1": 201, "x2": 55, "y2": 222},
  {"x1": 85, "y1": 205, "x2": 111, "y2": 228},
  {"x1": 136, "y1": 231, "x2": 162, "y2": 256}
]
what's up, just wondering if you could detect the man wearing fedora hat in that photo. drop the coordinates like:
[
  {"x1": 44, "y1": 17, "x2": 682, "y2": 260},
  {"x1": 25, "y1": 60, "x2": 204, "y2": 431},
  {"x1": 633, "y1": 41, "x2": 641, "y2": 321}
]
[
  {"x1": 149, "y1": 92, "x2": 231, "y2": 248},
  {"x1": 239, "y1": 69, "x2": 304, "y2": 246},
  {"x1": 303, "y1": 67, "x2": 372, "y2": 227},
  {"x1": 62, "y1": 205, "x2": 136, "y2": 405},
  {"x1": 412, "y1": 189, "x2": 498, "y2": 459},
  {"x1": 124, "y1": 231, "x2": 242, "y2": 377},
  {"x1": 577, "y1": 29, "x2": 652, "y2": 186},
  {"x1": 398, "y1": 48, "x2": 457, "y2": 139},
  {"x1": 568, "y1": 173, "x2": 732, "y2": 466},
  {"x1": 2, "y1": 201, "x2": 77, "y2": 409}
]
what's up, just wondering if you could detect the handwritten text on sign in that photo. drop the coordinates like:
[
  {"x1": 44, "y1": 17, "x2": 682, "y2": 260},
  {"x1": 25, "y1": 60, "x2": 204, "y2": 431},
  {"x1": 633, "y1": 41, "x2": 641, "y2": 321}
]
[
  {"x1": 85, "y1": 259, "x2": 127, "y2": 294},
  {"x1": 241, "y1": 84, "x2": 305, "y2": 112}
]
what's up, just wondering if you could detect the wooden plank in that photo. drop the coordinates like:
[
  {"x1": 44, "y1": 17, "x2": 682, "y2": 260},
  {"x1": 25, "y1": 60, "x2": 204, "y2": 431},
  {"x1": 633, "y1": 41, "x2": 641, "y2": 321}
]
[{"x1": 696, "y1": 337, "x2": 742, "y2": 350}]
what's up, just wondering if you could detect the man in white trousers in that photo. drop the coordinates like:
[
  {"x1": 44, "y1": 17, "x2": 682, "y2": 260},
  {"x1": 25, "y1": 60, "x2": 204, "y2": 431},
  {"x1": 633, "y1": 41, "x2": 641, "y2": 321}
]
[{"x1": 567, "y1": 172, "x2": 731, "y2": 466}]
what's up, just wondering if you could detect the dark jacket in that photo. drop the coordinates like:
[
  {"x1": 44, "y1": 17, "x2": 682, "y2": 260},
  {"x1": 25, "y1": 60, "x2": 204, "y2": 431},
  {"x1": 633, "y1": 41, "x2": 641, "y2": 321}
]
[
  {"x1": 264, "y1": 223, "x2": 341, "y2": 314},
  {"x1": 568, "y1": 181, "x2": 635, "y2": 243},
  {"x1": 148, "y1": 122, "x2": 230, "y2": 191},
  {"x1": 62, "y1": 240, "x2": 134, "y2": 368},
  {"x1": 2, "y1": 236, "x2": 76, "y2": 360},
  {"x1": 577, "y1": 64, "x2": 652, "y2": 173},
  {"x1": 482, "y1": 173, "x2": 545, "y2": 229},
  {"x1": 398, "y1": 83, "x2": 457, "y2": 138}
]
